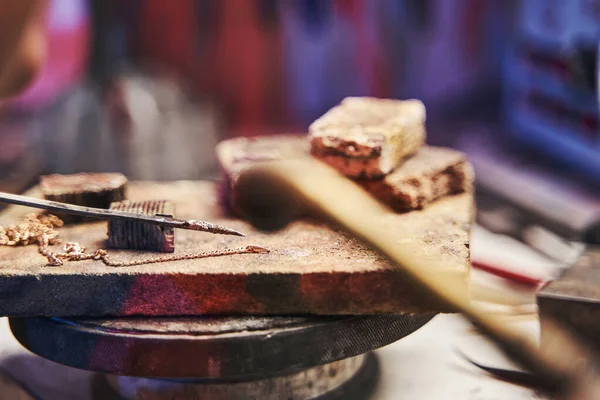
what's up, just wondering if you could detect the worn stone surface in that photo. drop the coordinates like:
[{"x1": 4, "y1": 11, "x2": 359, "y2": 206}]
[
  {"x1": 0, "y1": 181, "x2": 472, "y2": 317},
  {"x1": 358, "y1": 146, "x2": 474, "y2": 212}
]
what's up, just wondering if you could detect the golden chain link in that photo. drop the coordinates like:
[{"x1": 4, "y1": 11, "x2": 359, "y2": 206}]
[
  {"x1": 0, "y1": 214, "x2": 269, "y2": 267},
  {"x1": 0, "y1": 213, "x2": 62, "y2": 247}
]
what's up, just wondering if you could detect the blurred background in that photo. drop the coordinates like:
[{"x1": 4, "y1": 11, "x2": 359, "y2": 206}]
[
  {"x1": 0, "y1": 0, "x2": 510, "y2": 178},
  {"x1": 0, "y1": 0, "x2": 598, "y2": 248},
  {"x1": 2, "y1": 1, "x2": 600, "y2": 398}
]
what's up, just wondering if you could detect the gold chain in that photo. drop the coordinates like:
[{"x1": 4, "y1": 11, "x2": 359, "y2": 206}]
[
  {"x1": 0, "y1": 213, "x2": 62, "y2": 247},
  {"x1": 0, "y1": 214, "x2": 269, "y2": 267}
]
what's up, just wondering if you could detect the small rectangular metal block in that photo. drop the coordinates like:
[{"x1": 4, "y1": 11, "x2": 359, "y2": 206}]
[
  {"x1": 107, "y1": 200, "x2": 175, "y2": 253},
  {"x1": 40, "y1": 173, "x2": 128, "y2": 224}
]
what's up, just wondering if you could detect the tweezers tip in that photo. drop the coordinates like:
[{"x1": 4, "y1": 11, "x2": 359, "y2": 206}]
[{"x1": 222, "y1": 227, "x2": 246, "y2": 237}]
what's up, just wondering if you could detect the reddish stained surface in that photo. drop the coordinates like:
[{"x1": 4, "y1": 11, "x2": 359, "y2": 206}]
[
  {"x1": 299, "y1": 273, "x2": 355, "y2": 308},
  {"x1": 120, "y1": 274, "x2": 264, "y2": 315},
  {"x1": 299, "y1": 271, "x2": 427, "y2": 313},
  {"x1": 300, "y1": 272, "x2": 397, "y2": 311},
  {"x1": 119, "y1": 271, "x2": 437, "y2": 316}
]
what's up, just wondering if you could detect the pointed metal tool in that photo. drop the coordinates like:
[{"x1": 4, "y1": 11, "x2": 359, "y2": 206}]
[{"x1": 0, "y1": 191, "x2": 245, "y2": 237}]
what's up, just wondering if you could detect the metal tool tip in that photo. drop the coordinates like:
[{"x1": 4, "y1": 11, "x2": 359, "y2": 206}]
[
  {"x1": 212, "y1": 224, "x2": 246, "y2": 237},
  {"x1": 186, "y1": 220, "x2": 246, "y2": 237},
  {"x1": 226, "y1": 228, "x2": 246, "y2": 237}
]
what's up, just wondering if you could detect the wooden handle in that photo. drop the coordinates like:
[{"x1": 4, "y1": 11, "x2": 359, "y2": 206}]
[{"x1": 235, "y1": 158, "x2": 600, "y2": 399}]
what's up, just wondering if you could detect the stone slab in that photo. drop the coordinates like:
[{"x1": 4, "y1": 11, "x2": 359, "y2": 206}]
[{"x1": 0, "y1": 181, "x2": 472, "y2": 317}]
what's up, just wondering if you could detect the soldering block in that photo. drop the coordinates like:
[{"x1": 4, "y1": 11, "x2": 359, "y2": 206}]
[
  {"x1": 309, "y1": 97, "x2": 426, "y2": 178},
  {"x1": 40, "y1": 173, "x2": 128, "y2": 224},
  {"x1": 216, "y1": 134, "x2": 310, "y2": 215},
  {"x1": 217, "y1": 135, "x2": 471, "y2": 215},
  {"x1": 107, "y1": 200, "x2": 175, "y2": 253},
  {"x1": 357, "y1": 146, "x2": 474, "y2": 212},
  {"x1": 0, "y1": 181, "x2": 473, "y2": 317}
]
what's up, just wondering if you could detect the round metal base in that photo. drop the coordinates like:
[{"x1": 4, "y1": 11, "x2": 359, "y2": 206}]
[
  {"x1": 92, "y1": 354, "x2": 378, "y2": 400},
  {"x1": 9, "y1": 314, "x2": 433, "y2": 379}
]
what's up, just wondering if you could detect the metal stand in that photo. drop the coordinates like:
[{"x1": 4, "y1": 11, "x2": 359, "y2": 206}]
[
  {"x1": 10, "y1": 314, "x2": 434, "y2": 399},
  {"x1": 92, "y1": 354, "x2": 374, "y2": 400}
]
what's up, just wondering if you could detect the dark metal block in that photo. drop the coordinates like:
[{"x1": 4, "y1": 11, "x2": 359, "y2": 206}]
[{"x1": 107, "y1": 200, "x2": 175, "y2": 253}]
